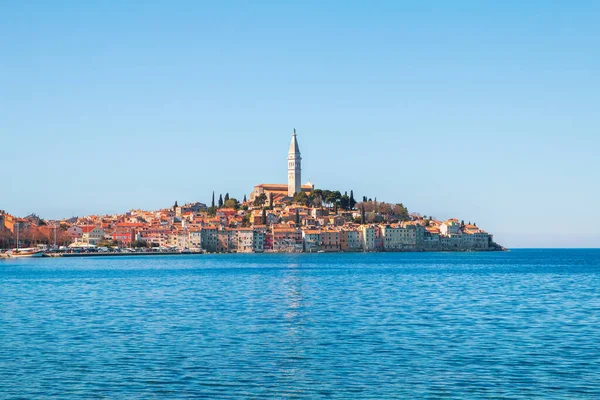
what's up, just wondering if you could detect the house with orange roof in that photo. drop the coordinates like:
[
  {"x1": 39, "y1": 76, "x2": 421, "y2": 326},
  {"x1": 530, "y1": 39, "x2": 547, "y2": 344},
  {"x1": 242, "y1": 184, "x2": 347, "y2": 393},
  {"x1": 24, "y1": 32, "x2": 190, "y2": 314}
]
[
  {"x1": 81, "y1": 225, "x2": 105, "y2": 245},
  {"x1": 272, "y1": 226, "x2": 303, "y2": 252},
  {"x1": 320, "y1": 229, "x2": 340, "y2": 251},
  {"x1": 340, "y1": 228, "x2": 361, "y2": 251}
]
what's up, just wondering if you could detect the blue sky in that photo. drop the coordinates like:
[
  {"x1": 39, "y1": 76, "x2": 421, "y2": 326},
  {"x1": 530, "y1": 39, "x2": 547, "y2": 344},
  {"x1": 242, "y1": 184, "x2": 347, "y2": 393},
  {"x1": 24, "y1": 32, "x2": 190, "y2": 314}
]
[{"x1": 1, "y1": 1, "x2": 599, "y2": 247}]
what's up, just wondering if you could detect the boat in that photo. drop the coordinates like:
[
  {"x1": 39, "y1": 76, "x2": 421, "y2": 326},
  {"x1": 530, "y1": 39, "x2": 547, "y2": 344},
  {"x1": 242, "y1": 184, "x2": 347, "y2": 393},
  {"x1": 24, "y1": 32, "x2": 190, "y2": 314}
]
[
  {"x1": 9, "y1": 223, "x2": 44, "y2": 257},
  {"x1": 9, "y1": 248, "x2": 44, "y2": 258}
]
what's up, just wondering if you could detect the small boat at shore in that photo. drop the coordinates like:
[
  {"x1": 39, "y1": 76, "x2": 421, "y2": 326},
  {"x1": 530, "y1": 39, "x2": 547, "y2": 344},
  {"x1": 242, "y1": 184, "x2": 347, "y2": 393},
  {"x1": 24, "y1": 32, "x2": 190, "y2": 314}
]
[
  {"x1": 9, "y1": 248, "x2": 45, "y2": 258},
  {"x1": 8, "y1": 224, "x2": 45, "y2": 257}
]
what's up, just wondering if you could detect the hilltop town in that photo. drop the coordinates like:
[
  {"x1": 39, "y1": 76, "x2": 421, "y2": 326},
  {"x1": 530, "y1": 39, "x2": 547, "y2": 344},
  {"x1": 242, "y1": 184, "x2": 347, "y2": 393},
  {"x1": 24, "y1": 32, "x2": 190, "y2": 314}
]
[{"x1": 0, "y1": 131, "x2": 503, "y2": 253}]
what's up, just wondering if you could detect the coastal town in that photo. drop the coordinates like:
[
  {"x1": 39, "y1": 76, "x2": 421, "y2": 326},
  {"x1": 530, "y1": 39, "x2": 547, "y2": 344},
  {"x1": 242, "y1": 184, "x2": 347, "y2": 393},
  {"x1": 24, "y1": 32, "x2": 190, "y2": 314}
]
[{"x1": 1, "y1": 131, "x2": 502, "y2": 256}]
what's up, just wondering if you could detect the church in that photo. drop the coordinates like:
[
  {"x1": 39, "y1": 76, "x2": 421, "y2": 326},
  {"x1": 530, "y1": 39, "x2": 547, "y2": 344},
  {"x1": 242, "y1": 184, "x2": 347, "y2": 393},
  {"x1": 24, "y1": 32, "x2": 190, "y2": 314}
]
[{"x1": 249, "y1": 129, "x2": 314, "y2": 204}]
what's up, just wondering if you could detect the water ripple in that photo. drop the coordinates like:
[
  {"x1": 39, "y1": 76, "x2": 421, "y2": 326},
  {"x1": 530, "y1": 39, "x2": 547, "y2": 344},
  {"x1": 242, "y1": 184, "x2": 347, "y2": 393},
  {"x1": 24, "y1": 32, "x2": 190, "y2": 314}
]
[{"x1": 1, "y1": 249, "x2": 599, "y2": 398}]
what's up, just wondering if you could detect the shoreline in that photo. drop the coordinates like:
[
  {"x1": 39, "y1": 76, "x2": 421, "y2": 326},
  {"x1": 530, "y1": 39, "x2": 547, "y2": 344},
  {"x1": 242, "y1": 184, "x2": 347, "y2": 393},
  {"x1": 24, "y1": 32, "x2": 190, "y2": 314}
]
[{"x1": 1, "y1": 247, "x2": 508, "y2": 259}]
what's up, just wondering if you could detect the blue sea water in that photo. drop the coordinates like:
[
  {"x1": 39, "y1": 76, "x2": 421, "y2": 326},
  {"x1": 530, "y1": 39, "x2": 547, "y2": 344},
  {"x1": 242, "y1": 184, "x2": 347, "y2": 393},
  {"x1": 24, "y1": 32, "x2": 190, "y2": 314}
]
[{"x1": 1, "y1": 249, "x2": 599, "y2": 399}]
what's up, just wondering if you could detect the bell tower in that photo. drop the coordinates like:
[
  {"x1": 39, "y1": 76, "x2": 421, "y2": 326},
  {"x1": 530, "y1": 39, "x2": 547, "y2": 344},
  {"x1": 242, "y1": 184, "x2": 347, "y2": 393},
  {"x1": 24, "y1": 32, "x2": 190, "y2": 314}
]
[{"x1": 287, "y1": 129, "x2": 302, "y2": 196}]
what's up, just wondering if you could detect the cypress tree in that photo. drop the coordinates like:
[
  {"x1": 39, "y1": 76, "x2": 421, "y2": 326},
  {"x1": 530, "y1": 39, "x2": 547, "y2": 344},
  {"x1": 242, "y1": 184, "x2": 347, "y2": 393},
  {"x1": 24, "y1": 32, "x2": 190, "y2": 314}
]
[
  {"x1": 361, "y1": 204, "x2": 366, "y2": 225},
  {"x1": 211, "y1": 192, "x2": 215, "y2": 208},
  {"x1": 243, "y1": 194, "x2": 247, "y2": 203},
  {"x1": 349, "y1": 190, "x2": 356, "y2": 209},
  {"x1": 262, "y1": 208, "x2": 267, "y2": 225},
  {"x1": 295, "y1": 209, "x2": 300, "y2": 224},
  {"x1": 218, "y1": 194, "x2": 223, "y2": 208},
  {"x1": 225, "y1": 193, "x2": 230, "y2": 202}
]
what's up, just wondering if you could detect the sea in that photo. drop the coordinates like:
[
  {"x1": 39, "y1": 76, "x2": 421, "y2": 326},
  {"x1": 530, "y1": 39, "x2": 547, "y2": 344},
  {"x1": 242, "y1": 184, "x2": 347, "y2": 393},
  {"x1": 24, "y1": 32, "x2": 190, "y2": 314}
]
[{"x1": 1, "y1": 249, "x2": 599, "y2": 399}]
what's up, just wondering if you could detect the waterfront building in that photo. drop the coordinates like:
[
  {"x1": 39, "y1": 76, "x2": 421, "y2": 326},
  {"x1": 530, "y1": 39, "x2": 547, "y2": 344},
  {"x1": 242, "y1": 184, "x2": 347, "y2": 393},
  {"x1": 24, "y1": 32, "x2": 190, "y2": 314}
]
[
  {"x1": 359, "y1": 226, "x2": 376, "y2": 250},
  {"x1": 189, "y1": 229, "x2": 202, "y2": 250},
  {"x1": 302, "y1": 229, "x2": 321, "y2": 252},
  {"x1": 140, "y1": 227, "x2": 170, "y2": 247},
  {"x1": 423, "y1": 226, "x2": 441, "y2": 250},
  {"x1": 200, "y1": 226, "x2": 218, "y2": 252},
  {"x1": 236, "y1": 228, "x2": 255, "y2": 253},
  {"x1": 272, "y1": 226, "x2": 303, "y2": 252},
  {"x1": 440, "y1": 219, "x2": 461, "y2": 236},
  {"x1": 253, "y1": 227, "x2": 266, "y2": 253},
  {"x1": 112, "y1": 229, "x2": 135, "y2": 246},
  {"x1": 320, "y1": 230, "x2": 340, "y2": 251},
  {"x1": 81, "y1": 226, "x2": 105, "y2": 245},
  {"x1": 340, "y1": 229, "x2": 361, "y2": 251},
  {"x1": 66, "y1": 225, "x2": 83, "y2": 241},
  {"x1": 462, "y1": 224, "x2": 491, "y2": 249}
]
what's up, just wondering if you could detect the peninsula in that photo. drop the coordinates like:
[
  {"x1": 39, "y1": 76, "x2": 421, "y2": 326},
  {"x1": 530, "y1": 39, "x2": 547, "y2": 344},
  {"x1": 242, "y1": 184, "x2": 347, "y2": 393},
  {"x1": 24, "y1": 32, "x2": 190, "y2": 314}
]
[{"x1": 0, "y1": 130, "x2": 503, "y2": 254}]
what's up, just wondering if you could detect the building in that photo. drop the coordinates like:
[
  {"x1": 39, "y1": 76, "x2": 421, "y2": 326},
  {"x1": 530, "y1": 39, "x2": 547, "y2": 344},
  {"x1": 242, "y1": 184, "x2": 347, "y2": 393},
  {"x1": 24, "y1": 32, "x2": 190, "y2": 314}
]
[
  {"x1": 253, "y1": 227, "x2": 266, "y2": 253},
  {"x1": 249, "y1": 129, "x2": 314, "y2": 203},
  {"x1": 303, "y1": 229, "x2": 321, "y2": 252},
  {"x1": 189, "y1": 229, "x2": 202, "y2": 250},
  {"x1": 320, "y1": 230, "x2": 340, "y2": 251},
  {"x1": 112, "y1": 230, "x2": 135, "y2": 246},
  {"x1": 288, "y1": 129, "x2": 301, "y2": 196},
  {"x1": 272, "y1": 226, "x2": 303, "y2": 252},
  {"x1": 236, "y1": 228, "x2": 255, "y2": 253},
  {"x1": 340, "y1": 229, "x2": 361, "y2": 251},
  {"x1": 81, "y1": 226, "x2": 105, "y2": 245},
  {"x1": 249, "y1": 183, "x2": 313, "y2": 204},
  {"x1": 359, "y1": 226, "x2": 376, "y2": 250},
  {"x1": 66, "y1": 225, "x2": 83, "y2": 241},
  {"x1": 200, "y1": 226, "x2": 218, "y2": 252}
]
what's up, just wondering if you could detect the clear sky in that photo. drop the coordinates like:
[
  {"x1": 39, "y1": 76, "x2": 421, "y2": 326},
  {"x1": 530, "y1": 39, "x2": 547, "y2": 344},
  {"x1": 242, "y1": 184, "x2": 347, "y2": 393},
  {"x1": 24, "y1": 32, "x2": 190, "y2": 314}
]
[{"x1": 1, "y1": 1, "x2": 599, "y2": 248}]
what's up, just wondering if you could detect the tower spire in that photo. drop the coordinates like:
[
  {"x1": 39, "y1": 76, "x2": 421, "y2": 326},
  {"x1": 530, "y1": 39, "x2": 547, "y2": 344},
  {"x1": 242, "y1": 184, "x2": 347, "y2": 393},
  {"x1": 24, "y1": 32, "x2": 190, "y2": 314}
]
[{"x1": 287, "y1": 129, "x2": 302, "y2": 196}]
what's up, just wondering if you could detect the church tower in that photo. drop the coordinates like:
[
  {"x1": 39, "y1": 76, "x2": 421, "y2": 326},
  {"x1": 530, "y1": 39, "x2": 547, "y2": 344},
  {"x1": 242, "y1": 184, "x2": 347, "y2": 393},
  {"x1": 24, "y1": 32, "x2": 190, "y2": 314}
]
[{"x1": 288, "y1": 129, "x2": 302, "y2": 196}]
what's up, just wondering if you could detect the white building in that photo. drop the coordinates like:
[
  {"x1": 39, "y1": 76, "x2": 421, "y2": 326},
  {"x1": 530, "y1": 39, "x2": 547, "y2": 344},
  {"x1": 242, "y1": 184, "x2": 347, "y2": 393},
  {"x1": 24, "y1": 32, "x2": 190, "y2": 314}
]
[
  {"x1": 236, "y1": 228, "x2": 255, "y2": 253},
  {"x1": 81, "y1": 226, "x2": 105, "y2": 245},
  {"x1": 288, "y1": 129, "x2": 302, "y2": 196},
  {"x1": 359, "y1": 226, "x2": 376, "y2": 250}
]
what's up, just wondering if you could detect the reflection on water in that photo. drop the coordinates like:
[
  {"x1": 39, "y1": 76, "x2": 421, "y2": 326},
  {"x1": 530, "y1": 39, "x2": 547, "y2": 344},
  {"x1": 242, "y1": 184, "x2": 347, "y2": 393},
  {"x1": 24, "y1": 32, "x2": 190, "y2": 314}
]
[{"x1": 1, "y1": 250, "x2": 600, "y2": 398}]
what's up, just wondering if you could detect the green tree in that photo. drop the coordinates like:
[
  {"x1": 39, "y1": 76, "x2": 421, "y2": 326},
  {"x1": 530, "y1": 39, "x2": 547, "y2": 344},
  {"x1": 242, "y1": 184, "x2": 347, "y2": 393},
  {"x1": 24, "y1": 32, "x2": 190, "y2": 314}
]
[
  {"x1": 218, "y1": 194, "x2": 223, "y2": 208},
  {"x1": 311, "y1": 189, "x2": 323, "y2": 208},
  {"x1": 325, "y1": 190, "x2": 341, "y2": 207},
  {"x1": 243, "y1": 194, "x2": 247, "y2": 203},
  {"x1": 131, "y1": 240, "x2": 148, "y2": 248},
  {"x1": 224, "y1": 198, "x2": 240, "y2": 209},
  {"x1": 261, "y1": 208, "x2": 267, "y2": 225},
  {"x1": 339, "y1": 192, "x2": 349, "y2": 210},
  {"x1": 225, "y1": 193, "x2": 230, "y2": 202},
  {"x1": 349, "y1": 190, "x2": 356, "y2": 209},
  {"x1": 393, "y1": 203, "x2": 409, "y2": 221},
  {"x1": 253, "y1": 193, "x2": 267, "y2": 207},
  {"x1": 295, "y1": 209, "x2": 300, "y2": 224},
  {"x1": 242, "y1": 214, "x2": 251, "y2": 227},
  {"x1": 211, "y1": 191, "x2": 215, "y2": 208},
  {"x1": 293, "y1": 191, "x2": 308, "y2": 205}
]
